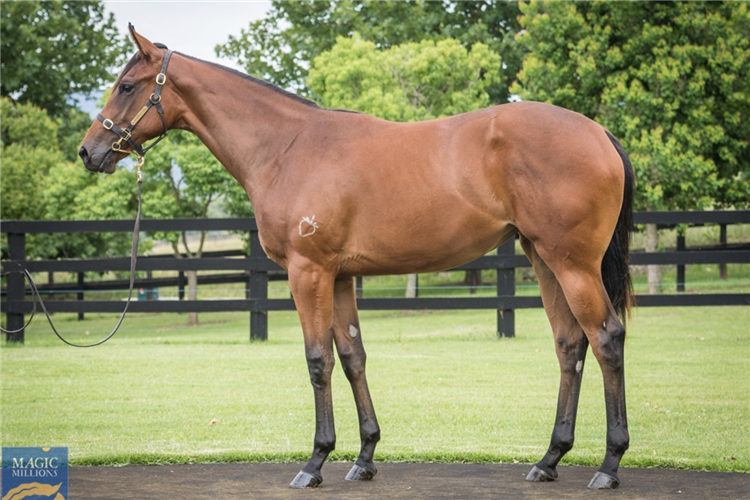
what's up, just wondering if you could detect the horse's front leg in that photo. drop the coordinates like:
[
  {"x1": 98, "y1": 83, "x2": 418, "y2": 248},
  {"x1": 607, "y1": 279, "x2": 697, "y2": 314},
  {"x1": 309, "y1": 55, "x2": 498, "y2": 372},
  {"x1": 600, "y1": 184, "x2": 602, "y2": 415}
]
[
  {"x1": 288, "y1": 265, "x2": 337, "y2": 489},
  {"x1": 331, "y1": 277, "x2": 380, "y2": 481}
]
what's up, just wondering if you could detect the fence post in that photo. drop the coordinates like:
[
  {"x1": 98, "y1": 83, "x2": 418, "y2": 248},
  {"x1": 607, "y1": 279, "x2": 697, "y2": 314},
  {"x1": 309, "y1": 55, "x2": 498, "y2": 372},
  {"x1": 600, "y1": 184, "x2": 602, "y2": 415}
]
[
  {"x1": 5, "y1": 232, "x2": 26, "y2": 343},
  {"x1": 496, "y1": 236, "x2": 516, "y2": 338},
  {"x1": 248, "y1": 228, "x2": 268, "y2": 341},
  {"x1": 676, "y1": 233, "x2": 686, "y2": 292}
]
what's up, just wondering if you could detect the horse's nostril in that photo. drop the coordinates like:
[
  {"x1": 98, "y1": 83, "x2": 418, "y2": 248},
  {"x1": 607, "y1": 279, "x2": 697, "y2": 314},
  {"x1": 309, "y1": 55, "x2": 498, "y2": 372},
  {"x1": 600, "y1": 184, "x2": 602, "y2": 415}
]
[{"x1": 79, "y1": 146, "x2": 90, "y2": 164}]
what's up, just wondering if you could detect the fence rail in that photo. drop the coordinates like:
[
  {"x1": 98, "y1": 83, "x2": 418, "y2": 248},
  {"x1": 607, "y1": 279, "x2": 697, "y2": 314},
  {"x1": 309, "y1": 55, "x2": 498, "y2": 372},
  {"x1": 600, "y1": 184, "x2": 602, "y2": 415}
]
[{"x1": 3, "y1": 211, "x2": 749, "y2": 343}]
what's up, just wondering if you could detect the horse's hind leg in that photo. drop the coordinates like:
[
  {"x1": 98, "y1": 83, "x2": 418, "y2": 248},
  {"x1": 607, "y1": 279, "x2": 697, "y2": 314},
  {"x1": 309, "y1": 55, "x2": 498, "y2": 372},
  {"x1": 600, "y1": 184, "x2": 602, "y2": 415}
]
[
  {"x1": 534, "y1": 242, "x2": 629, "y2": 489},
  {"x1": 521, "y1": 237, "x2": 589, "y2": 483},
  {"x1": 331, "y1": 277, "x2": 380, "y2": 481}
]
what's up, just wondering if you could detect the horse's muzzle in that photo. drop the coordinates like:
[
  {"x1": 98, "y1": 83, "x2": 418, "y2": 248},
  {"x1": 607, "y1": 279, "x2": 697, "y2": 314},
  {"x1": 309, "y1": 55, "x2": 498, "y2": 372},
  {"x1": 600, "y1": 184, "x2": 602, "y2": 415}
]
[
  {"x1": 79, "y1": 146, "x2": 94, "y2": 170},
  {"x1": 79, "y1": 145, "x2": 117, "y2": 174}
]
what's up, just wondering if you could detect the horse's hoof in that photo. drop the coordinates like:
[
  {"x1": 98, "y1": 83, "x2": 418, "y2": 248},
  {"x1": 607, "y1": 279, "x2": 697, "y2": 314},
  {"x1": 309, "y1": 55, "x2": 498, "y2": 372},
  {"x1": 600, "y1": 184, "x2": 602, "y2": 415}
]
[
  {"x1": 289, "y1": 471, "x2": 322, "y2": 489},
  {"x1": 345, "y1": 464, "x2": 376, "y2": 481},
  {"x1": 587, "y1": 471, "x2": 620, "y2": 489},
  {"x1": 525, "y1": 465, "x2": 557, "y2": 482}
]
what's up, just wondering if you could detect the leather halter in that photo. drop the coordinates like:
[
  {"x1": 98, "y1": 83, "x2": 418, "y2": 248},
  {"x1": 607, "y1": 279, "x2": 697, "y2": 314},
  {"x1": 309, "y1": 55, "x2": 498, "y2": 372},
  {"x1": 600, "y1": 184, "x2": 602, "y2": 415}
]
[{"x1": 97, "y1": 49, "x2": 174, "y2": 165}]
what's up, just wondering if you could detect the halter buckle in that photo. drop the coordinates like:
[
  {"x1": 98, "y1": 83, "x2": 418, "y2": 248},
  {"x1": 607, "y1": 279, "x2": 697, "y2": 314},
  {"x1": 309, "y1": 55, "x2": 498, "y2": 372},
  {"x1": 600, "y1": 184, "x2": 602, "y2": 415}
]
[
  {"x1": 102, "y1": 118, "x2": 114, "y2": 130},
  {"x1": 112, "y1": 131, "x2": 132, "y2": 153},
  {"x1": 150, "y1": 93, "x2": 161, "y2": 104},
  {"x1": 155, "y1": 73, "x2": 167, "y2": 85}
]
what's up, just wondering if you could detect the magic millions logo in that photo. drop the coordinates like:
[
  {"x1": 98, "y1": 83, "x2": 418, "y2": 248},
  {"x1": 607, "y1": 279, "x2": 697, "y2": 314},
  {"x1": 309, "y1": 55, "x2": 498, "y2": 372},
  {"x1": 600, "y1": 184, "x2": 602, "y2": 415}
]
[{"x1": 1, "y1": 447, "x2": 68, "y2": 500}]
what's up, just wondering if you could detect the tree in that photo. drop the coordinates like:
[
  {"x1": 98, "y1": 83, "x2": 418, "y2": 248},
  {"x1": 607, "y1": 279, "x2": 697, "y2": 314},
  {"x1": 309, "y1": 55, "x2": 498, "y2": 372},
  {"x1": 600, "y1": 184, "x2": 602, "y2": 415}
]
[
  {"x1": 308, "y1": 35, "x2": 501, "y2": 296},
  {"x1": 309, "y1": 36, "x2": 501, "y2": 119},
  {"x1": 139, "y1": 130, "x2": 249, "y2": 326},
  {"x1": 1, "y1": 98, "x2": 138, "y2": 260},
  {"x1": 0, "y1": 98, "x2": 58, "y2": 222},
  {"x1": 511, "y1": 0, "x2": 750, "y2": 293},
  {"x1": 216, "y1": 0, "x2": 522, "y2": 104},
  {"x1": 1, "y1": 0, "x2": 127, "y2": 118},
  {"x1": 42, "y1": 161, "x2": 139, "y2": 259}
]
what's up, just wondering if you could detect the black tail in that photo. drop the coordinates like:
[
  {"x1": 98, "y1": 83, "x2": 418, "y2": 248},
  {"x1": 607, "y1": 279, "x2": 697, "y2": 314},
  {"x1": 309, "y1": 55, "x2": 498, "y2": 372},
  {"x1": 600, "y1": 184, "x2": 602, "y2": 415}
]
[{"x1": 602, "y1": 130, "x2": 635, "y2": 323}]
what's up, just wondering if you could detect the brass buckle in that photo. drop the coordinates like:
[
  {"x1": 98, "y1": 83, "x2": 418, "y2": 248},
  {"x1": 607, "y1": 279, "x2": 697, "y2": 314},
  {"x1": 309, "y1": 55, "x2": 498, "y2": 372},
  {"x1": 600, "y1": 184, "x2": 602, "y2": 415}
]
[
  {"x1": 155, "y1": 73, "x2": 166, "y2": 85},
  {"x1": 112, "y1": 140, "x2": 128, "y2": 153},
  {"x1": 102, "y1": 118, "x2": 114, "y2": 130},
  {"x1": 136, "y1": 156, "x2": 144, "y2": 182},
  {"x1": 112, "y1": 131, "x2": 131, "y2": 153},
  {"x1": 150, "y1": 93, "x2": 161, "y2": 104}
]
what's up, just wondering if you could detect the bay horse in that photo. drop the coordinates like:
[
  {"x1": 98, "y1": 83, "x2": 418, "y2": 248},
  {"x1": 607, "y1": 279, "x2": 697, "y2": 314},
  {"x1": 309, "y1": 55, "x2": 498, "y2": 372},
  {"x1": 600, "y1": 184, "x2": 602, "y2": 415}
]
[{"x1": 80, "y1": 26, "x2": 634, "y2": 490}]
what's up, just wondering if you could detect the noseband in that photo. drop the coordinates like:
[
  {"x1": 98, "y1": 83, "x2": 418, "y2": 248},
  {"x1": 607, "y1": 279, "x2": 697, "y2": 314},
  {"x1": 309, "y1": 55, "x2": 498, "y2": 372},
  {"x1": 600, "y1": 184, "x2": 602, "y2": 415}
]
[{"x1": 97, "y1": 49, "x2": 174, "y2": 167}]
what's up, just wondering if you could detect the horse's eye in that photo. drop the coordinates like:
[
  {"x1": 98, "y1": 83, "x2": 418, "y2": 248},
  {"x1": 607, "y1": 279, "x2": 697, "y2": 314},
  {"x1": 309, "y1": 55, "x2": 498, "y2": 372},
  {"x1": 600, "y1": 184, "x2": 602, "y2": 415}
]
[{"x1": 119, "y1": 83, "x2": 135, "y2": 94}]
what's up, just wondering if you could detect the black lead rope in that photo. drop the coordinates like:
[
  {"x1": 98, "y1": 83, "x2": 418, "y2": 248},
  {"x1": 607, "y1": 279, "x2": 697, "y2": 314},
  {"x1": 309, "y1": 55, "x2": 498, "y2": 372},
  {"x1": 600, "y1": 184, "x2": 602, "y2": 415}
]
[{"x1": 1, "y1": 177, "x2": 143, "y2": 347}]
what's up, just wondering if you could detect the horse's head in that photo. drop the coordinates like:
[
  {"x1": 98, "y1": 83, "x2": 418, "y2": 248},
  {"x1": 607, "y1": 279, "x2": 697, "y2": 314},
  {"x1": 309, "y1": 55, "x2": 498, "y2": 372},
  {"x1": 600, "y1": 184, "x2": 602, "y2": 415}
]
[{"x1": 79, "y1": 24, "x2": 175, "y2": 174}]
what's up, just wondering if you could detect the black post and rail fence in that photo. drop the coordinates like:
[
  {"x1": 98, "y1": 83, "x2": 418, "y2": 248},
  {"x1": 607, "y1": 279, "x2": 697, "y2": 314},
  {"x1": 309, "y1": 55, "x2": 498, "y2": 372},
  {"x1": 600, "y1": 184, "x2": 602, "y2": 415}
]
[{"x1": 2, "y1": 211, "x2": 749, "y2": 344}]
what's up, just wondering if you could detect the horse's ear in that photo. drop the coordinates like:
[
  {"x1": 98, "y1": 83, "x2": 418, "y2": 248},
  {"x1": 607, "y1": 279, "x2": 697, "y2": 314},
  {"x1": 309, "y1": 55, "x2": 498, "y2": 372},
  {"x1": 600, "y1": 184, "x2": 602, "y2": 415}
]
[{"x1": 128, "y1": 23, "x2": 161, "y2": 61}]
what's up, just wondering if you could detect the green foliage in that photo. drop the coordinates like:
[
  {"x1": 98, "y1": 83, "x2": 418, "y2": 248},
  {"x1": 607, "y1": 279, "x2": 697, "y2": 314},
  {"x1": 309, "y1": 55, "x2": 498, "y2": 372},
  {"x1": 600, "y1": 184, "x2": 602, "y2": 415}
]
[
  {"x1": 0, "y1": 0, "x2": 127, "y2": 118},
  {"x1": 0, "y1": 144, "x2": 58, "y2": 222},
  {"x1": 216, "y1": 0, "x2": 521, "y2": 103},
  {"x1": 0, "y1": 98, "x2": 61, "y2": 221},
  {"x1": 512, "y1": 1, "x2": 750, "y2": 210},
  {"x1": 41, "y1": 162, "x2": 139, "y2": 259},
  {"x1": 0, "y1": 96, "x2": 59, "y2": 148},
  {"x1": 0, "y1": 98, "x2": 137, "y2": 259},
  {"x1": 222, "y1": 183, "x2": 255, "y2": 220},
  {"x1": 308, "y1": 36, "x2": 501, "y2": 121},
  {"x1": 139, "y1": 131, "x2": 245, "y2": 255},
  {"x1": 57, "y1": 106, "x2": 98, "y2": 163}
]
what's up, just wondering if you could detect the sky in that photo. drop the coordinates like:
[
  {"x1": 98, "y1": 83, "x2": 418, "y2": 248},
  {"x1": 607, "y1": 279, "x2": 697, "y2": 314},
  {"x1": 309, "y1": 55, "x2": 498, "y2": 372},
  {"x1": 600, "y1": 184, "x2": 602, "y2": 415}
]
[
  {"x1": 74, "y1": 1, "x2": 271, "y2": 115},
  {"x1": 103, "y1": 1, "x2": 272, "y2": 72}
]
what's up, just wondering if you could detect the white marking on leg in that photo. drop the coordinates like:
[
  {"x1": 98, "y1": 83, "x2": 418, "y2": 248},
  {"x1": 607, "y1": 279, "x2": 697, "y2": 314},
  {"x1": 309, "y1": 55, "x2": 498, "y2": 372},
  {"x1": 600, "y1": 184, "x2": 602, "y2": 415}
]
[
  {"x1": 349, "y1": 324, "x2": 359, "y2": 338},
  {"x1": 576, "y1": 360, "x2": 583, "y2": 373},
  {"x1": 299, "y1": 216, "x2": 318, "y2": 238}
]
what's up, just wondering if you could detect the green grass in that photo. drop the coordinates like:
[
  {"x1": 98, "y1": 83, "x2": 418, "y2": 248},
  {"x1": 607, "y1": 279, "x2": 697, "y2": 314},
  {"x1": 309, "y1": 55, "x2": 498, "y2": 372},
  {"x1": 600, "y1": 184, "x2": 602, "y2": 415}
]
[{"x1": 2, "y1": 306, "x2": 748, "y2": 472}]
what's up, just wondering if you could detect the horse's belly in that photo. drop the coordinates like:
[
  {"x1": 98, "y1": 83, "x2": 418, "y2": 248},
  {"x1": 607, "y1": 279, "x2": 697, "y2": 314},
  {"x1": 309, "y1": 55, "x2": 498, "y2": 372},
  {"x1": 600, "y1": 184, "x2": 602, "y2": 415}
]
[{"x1": 338, "y1": 212, "x2": 514, "y2": 276}]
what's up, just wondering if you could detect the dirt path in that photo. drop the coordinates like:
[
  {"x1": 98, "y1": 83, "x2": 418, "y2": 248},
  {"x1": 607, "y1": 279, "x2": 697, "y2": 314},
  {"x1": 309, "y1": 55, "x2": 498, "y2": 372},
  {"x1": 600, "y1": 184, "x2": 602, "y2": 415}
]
[{"x1": 69, "y1": 463, "x2": 748, "y2": 499}]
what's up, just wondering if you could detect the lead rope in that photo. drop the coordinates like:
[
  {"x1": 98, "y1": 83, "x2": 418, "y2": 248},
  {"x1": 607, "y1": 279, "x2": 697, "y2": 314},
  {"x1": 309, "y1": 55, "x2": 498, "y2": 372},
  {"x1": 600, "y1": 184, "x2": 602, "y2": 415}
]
[{"x1": 1, "y1": 163, "x2": 144, "y2": 347}]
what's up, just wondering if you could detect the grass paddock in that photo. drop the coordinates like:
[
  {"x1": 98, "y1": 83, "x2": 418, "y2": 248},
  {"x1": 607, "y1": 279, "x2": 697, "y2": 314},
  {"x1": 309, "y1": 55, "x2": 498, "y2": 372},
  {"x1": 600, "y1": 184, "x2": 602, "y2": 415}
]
[{"x1": 1, "y1": 306, "x2": 748, "y2": 472}]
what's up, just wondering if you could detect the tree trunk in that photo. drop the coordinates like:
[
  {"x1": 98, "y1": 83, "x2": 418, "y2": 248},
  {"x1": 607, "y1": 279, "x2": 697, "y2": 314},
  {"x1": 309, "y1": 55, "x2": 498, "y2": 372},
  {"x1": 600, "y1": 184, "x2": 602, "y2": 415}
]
[
  {"x1": 645, "y1": 223, "x2": 661, "y2": 295},
  {"x1": 405, "y1": 273, "x2": 418, "y2": 298},
  {"x1": 464, "y1": 270, "x2": 482, "y2": 295},
  {"x1": 187, "y1": 270, "x2": 198, "y2": 326}
]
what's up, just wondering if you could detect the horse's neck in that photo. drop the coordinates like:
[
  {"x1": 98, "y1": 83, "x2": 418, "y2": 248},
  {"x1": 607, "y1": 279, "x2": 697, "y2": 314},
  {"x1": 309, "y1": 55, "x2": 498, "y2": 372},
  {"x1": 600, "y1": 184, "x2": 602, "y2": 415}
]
[{"x1": 171, "y1": 55, "x2": 315, "y2": 203}]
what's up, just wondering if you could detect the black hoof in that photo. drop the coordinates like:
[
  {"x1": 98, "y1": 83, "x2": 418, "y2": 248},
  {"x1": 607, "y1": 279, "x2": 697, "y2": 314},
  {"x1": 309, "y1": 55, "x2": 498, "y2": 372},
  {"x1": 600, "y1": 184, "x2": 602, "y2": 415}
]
[
  {"x1": 526, "y1": 465, "x2": 557, "y2": 482},
  {"x1": 587, "y1": 471, "x2": 620, "y2": 489},
  {"x1": 289, "y1": 471, "x2": 322, "y2": 489},
  {"x1": 345, "y1": 464, "x2": 376, "y2": 481}
]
